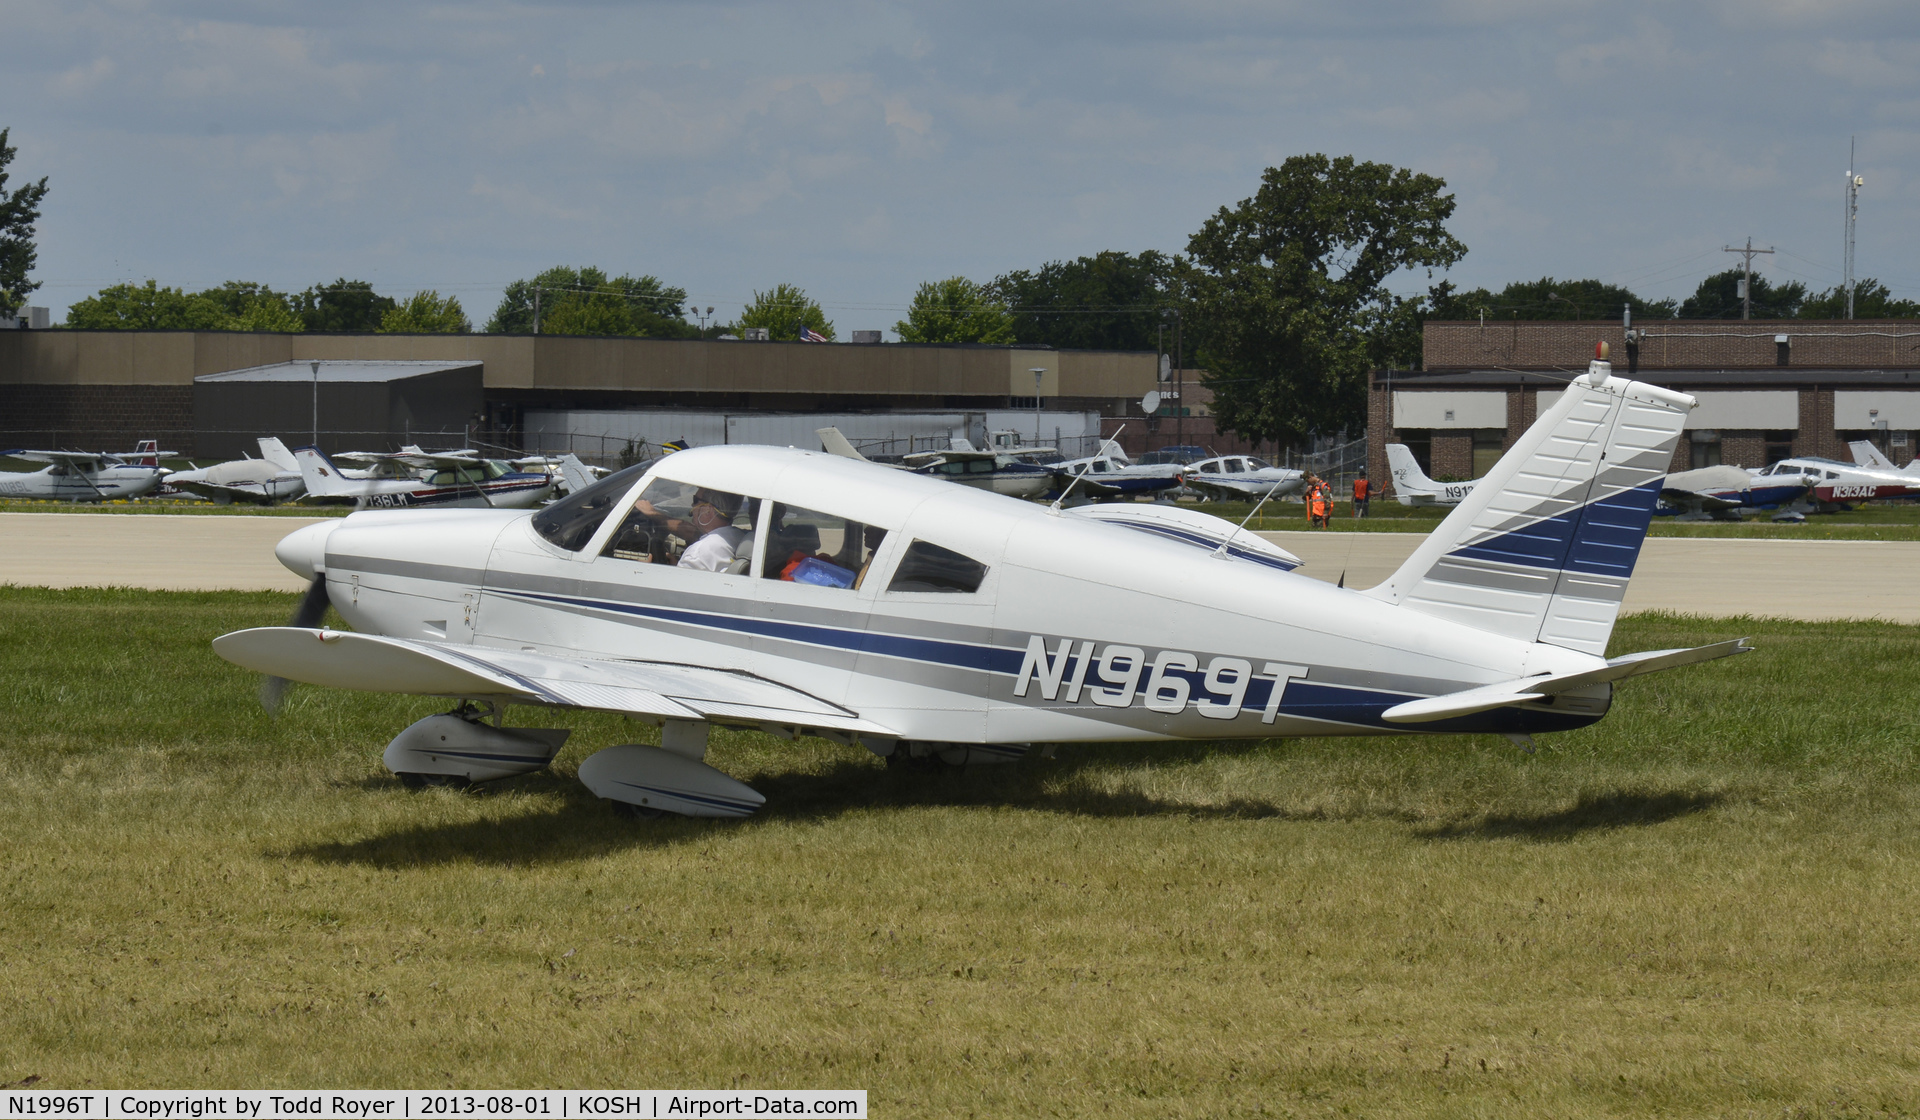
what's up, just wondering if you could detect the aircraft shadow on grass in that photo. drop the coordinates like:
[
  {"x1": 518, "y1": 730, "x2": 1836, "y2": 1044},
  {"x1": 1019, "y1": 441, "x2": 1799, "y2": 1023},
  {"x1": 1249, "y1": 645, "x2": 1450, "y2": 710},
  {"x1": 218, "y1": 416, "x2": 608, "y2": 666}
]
[
  {"x1": 286, "y1": 747, "x2": 1727, "y2": 868},
  {"x1": 1414, "y1": 789, "x2": 1724, "y2": 842}
]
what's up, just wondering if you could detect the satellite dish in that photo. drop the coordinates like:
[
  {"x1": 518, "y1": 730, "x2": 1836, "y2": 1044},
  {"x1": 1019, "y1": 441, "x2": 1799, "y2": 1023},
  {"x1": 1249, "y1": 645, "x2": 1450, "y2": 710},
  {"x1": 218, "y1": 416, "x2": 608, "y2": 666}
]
[{"x1": 1141, "y1": 391, "x2": 1162, "y2": 415}]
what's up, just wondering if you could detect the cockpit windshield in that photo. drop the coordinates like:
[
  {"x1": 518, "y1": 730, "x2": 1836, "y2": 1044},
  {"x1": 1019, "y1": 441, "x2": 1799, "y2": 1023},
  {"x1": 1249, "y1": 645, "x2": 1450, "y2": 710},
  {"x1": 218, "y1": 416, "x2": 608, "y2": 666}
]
[{"x1": 530, "y1": 462, "x2": 649, "y2": 551}]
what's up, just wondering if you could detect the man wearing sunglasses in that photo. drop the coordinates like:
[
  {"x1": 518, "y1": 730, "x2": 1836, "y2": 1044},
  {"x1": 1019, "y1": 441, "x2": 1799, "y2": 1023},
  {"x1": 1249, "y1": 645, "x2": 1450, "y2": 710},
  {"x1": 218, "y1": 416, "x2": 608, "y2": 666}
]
[{"x1": 661, "y1": 488, "x2": 747, "y2": 571}]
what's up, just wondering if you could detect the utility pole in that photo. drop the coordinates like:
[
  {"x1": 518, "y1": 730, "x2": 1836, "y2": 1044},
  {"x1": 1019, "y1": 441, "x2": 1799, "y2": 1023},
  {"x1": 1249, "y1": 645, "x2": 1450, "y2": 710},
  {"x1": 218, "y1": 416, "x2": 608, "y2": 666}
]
[
  {"x1": 1845, "y1": 136, "x2": 1864, "y2": 320},
  {"x1": 1722, "y1": 237, "x2": 1774, "y2": 319},
  {"x1": 533, "y1": 288, "x2": 541, "y2": 335},
  {"x1": 310, "y1": 360, "x2": 320, "y2": 448}
]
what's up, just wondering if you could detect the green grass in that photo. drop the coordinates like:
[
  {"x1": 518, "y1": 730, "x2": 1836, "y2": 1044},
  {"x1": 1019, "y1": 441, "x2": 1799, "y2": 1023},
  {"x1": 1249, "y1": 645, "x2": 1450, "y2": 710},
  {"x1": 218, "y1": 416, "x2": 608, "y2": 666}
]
[
  {"x1": 2, "y1": 588, "x2": 1919, "y2": 1113},
  {"x1": 0, "y1": 499, "x2": 347, "y2": 516}
]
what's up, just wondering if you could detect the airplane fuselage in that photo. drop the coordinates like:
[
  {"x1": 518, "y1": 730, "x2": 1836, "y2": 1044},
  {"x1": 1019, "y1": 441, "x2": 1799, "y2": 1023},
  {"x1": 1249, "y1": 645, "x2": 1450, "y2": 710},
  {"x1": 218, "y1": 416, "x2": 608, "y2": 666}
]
[
  {"x1": 298, "y1": 447, "x2": 1614, "y2": 747},
  {"x1": 0, "y1": 463, "x2": 164, "y2": 501}
]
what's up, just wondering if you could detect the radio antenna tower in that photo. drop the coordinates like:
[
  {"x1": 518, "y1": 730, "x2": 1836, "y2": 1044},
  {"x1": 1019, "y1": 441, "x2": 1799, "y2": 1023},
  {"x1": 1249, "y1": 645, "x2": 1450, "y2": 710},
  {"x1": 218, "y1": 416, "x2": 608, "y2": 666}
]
[{"x1": 1845, "y1": 136, "x2": 1864, "y2": 320}]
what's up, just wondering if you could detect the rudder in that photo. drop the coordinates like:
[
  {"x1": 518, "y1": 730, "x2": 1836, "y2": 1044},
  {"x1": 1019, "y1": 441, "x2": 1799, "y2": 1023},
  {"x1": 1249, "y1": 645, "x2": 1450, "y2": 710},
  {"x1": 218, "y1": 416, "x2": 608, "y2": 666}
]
[{"x1": 1365, "y1": 362, "x2": 1693, "y2": 656}]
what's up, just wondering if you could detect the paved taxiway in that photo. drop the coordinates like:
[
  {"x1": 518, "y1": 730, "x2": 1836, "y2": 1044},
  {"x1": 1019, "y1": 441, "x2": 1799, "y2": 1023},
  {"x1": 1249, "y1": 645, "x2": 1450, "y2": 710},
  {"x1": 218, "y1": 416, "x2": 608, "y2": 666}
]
[{"x1": 1, "y1": 513, "x2": 1914, "y2": 622}]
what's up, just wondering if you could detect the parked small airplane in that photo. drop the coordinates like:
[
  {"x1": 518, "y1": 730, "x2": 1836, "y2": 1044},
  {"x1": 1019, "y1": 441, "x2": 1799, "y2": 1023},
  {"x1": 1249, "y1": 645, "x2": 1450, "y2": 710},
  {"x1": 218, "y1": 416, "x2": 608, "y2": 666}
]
[
  {"x1": 1179, "y1": 454, "x2": 1305, "y2": 502},
  {"x1": 0, "y1": 447, "x2": 172, "y2": 501},
  {"x1": 1748, "y1": 455, "x2": 1920, "y2": 506},
  {"x1": 216, "y1": 355, "x2": 1747, "y2": 820},
  {"x1": 293, "y1": 446, "x2": 555, "y2": 509},
  {"x1": 1048, "y1": 442, "x2": 1183, "y2": 501},
  {"x1": 1386, "y1": 444, "x2": 1478, "y2": 506},
  {"x1": 1657, "y1": 464, "x2": 1813, "y2": 521},
  {"x1": 166, "y1": 438, "x2": 307, "y2": 505},
  {"x1": 818, "y1": 428, "x2": 1056, "y2": 499}
]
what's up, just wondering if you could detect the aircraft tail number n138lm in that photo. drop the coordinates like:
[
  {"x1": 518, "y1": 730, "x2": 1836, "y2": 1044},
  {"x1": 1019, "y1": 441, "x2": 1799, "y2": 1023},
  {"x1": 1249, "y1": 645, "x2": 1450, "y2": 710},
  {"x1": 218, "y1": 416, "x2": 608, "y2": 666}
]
[{"x1": 214, "y1": 357, "x2": 1750, "y2": 819}]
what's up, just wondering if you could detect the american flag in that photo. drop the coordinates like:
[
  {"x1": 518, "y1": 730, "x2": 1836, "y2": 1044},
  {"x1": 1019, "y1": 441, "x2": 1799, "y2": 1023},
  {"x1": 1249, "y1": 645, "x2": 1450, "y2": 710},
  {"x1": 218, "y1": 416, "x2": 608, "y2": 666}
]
[{"x1": 801, "y1": 326, "x2": 829, "y2": 342}]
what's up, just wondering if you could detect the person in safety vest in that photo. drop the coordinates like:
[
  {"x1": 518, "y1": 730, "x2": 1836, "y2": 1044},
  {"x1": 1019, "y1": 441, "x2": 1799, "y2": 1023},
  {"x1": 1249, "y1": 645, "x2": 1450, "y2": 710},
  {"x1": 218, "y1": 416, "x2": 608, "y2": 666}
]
[{"x1": 1352, "y1": 470, "x2": 1370, "y2": 519}]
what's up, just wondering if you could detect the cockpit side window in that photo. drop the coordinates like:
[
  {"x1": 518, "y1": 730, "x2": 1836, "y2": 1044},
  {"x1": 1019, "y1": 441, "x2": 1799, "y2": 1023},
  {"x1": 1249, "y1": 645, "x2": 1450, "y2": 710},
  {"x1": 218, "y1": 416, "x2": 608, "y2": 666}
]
[
  {"x1": 764, "y1": 502, "x2": 885, "y2": 589},
  {"x1": 530, "y1": 462, "x2": 650, "y2": 551},
  {"x1": 600, "y1": 478, "x2": 757, "y2": 573},
  {"x1": 887, "y1": 540, "x2": 989, "y2": 594}
]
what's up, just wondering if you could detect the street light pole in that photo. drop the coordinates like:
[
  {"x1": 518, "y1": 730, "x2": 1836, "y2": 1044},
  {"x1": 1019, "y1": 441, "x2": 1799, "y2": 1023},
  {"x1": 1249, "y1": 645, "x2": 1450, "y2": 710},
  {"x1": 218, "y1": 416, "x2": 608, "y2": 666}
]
[
  {"x1": 310, "y1": 360, "x2": 320, "y2": 448},
  {"x1": 1029, "y1": 367, "x2": 1046, "y2": 446}
]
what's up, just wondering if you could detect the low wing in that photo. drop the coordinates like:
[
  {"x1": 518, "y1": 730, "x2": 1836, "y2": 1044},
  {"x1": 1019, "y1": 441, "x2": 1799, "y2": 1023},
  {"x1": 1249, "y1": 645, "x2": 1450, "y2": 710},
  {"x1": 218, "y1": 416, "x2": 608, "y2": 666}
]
[
  {"x1": 213, "y1": 627, "x2": 898, "y2": 737},
  {"x1": 1658, "y1": 485, "x2": 1742, "y2": 511},
  {"x1": 1381, "y1": 638, "x2": 1751, "y2": 723},
  {"x1": 904, "y1": 449, "x2": 1000, "y2": 466},
  {"x1": 171, "y1": 478, "x2": 281, "y2": 505}
]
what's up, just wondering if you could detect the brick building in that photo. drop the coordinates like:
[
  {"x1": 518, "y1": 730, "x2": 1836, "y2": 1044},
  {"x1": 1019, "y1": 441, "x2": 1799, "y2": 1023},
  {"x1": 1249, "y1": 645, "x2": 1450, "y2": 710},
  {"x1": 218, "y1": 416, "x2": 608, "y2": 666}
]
[{"x1": 1368, "y1": 319, "x2": 1920, "y2": 496}]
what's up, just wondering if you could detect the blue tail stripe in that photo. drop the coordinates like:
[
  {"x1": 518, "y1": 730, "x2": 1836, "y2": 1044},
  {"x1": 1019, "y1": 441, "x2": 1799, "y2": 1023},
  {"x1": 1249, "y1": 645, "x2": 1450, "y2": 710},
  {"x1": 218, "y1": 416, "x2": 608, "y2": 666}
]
[{"x1": 1448, "y1": 480, "x2": 1661, "y2": 577}]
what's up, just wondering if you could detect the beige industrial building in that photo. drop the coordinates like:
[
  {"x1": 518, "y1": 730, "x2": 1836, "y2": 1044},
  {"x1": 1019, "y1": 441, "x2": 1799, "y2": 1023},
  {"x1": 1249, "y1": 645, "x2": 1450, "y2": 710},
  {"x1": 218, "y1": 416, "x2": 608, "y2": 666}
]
[
  {"x1": 0, "y1": 330, "x2": 1163, "y2": 458},
  {"x1": 1370, "y1": 319, "x2": 1920, "y2": 494}
]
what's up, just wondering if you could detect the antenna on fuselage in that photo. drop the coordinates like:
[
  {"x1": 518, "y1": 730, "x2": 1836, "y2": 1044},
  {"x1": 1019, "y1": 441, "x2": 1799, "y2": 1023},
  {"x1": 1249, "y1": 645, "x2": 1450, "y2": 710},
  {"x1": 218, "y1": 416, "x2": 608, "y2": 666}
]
[
  {"x1": 1049, "y1": 424, "x2": 1126, "y2": 513},
  {"x1": 1211, "y1": 475, "x2": 1288, "y2": 560}
]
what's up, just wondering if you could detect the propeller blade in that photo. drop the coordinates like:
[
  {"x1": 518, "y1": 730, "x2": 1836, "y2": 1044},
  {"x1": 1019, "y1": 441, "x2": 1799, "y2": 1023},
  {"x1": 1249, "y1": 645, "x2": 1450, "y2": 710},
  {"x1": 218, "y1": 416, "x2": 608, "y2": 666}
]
[{"x1": 260, "y1": 575, "x2": 331, "y2": 713}]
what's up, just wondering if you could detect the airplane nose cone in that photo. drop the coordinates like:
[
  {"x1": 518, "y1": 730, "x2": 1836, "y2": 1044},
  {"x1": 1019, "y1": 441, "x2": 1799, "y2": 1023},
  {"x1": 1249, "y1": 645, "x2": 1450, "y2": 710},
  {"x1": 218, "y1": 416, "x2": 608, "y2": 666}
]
[{"x1": 275, "y1": 520, "x2": 340, "y2": 580}]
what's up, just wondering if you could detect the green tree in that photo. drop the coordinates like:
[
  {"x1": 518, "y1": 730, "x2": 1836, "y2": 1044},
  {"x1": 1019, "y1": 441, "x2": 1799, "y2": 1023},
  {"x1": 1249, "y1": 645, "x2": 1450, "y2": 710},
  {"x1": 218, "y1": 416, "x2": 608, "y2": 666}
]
[
  {"x1": 1678, "y1": 269, "x2": 1806, "y2": 319},
  {"x1": 0, "y1": 128, "x2": 50, "y2": 315},
  {"x1": 1797, "y1": 279, "x2": 1920, "y2": 319},
  {"x1": 295, "y1": 279, "x2": 397, "y2": 332},
  {"x1": 197, "y1": 281, "x2": 305, "y2": 332},
  {"x1": 379, "y1": 290, "x2": 471, "y2": 333},
  {"x1": 1185, "y1": 155, "x2": 1467, "y2": 447},
  {"x1": 1429, "y1": 277, "x2": 1677, "y2": 322},
  {"x1": 734, "y1": 283, "x2": 833, "y2": 341},
  {"x1": 895, "y1": 277, "x2": 1015, "y2": 344},
  {"x1": 486, "y1": 266, "x2": 693, "y2": 336},
  {"x1": 65, "y1": 281, "x2": 226, "y2": 330},
  {"x1": 992, "y1": 251, "x2": 1181, "y2": 350}
]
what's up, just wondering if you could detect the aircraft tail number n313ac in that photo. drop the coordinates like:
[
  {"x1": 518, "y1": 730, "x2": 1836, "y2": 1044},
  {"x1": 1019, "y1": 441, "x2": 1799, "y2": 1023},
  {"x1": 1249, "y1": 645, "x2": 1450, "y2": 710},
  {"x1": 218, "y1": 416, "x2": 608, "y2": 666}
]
[{"x1": 214, "y1": 354, "x2": 1751, "y2": 820}]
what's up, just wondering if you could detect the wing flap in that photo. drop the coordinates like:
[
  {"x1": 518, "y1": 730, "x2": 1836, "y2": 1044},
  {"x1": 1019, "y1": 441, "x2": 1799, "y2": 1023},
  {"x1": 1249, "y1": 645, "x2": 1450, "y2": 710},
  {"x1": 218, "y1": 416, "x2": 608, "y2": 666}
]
[
  {"x1": 1382, "y1": 638, "x2": 1751, "y2": 723},
  {"x1": 212, "y1": 627, "x2": 896, "y2": 734}
]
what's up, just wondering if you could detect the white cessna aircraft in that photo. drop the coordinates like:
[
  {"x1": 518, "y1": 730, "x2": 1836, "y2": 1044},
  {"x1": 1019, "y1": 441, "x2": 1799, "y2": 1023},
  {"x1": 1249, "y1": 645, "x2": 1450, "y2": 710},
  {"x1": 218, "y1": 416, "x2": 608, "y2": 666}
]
[
  {"x1": 0, "y1": 448, "x2": 172, "y2": 501},
  {"x1": 1178, "y1": 454, "x2": 1306, "y2": 502},
  {"x1": 215, "y1": 357, "x2": 1748, "y2": 819},
  {"x1": 1386, "y1": 443, "x2": 1479, "y2": 506}
]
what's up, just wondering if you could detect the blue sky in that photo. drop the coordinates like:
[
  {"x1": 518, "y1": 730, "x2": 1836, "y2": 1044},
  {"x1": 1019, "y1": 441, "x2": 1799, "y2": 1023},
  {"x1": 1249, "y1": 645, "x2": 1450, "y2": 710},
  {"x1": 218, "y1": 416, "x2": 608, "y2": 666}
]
[{"x1": 5, "y1": 0, "x2": 1919, "y2": 332}]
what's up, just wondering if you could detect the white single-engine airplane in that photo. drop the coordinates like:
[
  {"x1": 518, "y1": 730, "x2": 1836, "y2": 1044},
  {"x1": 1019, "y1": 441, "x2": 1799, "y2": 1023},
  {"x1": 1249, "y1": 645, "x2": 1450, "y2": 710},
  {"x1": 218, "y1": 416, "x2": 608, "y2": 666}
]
[
  {"x1": 215, "y1": 357, "x2": 1749, "y2": 819},
  {"x1": 294, "y1": 446, "x2": 556, "y2": 509},
  {"x1": 1178, "y1": 455, "x2": 1305, "y2": 503},
  {"x1": 166, "y1": 438, "x2": 307, "y2": 505},
  {"x1": 0, "y1": 448, "x2": 172, "y2": 501}
]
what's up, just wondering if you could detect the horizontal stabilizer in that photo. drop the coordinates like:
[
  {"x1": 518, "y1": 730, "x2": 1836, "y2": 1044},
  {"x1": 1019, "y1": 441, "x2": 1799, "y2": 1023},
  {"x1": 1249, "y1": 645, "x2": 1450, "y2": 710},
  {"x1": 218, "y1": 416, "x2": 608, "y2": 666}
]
[
  {"x1": 1381, "y1": 637, "x2": 1751, "y2": 723},
  {"x1": 213, "y1": 627, "x2": 897, "y2": 736}
]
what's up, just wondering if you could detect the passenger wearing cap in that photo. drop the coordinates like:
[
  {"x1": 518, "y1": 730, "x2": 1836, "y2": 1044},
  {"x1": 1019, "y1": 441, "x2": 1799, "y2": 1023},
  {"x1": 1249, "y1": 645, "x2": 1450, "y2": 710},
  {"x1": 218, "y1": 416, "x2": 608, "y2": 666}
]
[{"x1": 633, "y1": 488, "x2": 747, "y2": 571}]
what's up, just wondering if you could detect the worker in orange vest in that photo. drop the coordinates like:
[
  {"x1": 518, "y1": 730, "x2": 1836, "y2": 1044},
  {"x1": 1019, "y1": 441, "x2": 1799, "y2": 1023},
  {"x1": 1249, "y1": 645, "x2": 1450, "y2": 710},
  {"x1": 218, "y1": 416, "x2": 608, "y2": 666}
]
[
  {"x1": 1309, "y1": 477, "x2": 1331, "y2": 528},
  {"x1": 1352, "y1": 470, "x2": 1370, "y2": 519}
]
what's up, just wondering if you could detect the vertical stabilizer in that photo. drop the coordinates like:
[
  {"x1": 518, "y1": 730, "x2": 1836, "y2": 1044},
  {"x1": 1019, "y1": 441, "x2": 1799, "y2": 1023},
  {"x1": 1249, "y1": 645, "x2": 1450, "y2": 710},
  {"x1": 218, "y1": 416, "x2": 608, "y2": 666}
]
[
  {"x1": 1365, "y1": 363, "x2": 1694, "y2": 656},
  {"x1": 292, "y1": 446, "x2": 352, "y2": 498},
  {"x1": 1848, "y1": 439, "x2": 1896, "y2": 470},
  {"x1": 1385, "y1": 443, "x2": 1442, "y2": 497},
  {"x1": 816, "y1": 427, "x2": 869, "y2": 461},
  {"x1": 259, "y1": 438, "x2": 300, "y2": 472}
]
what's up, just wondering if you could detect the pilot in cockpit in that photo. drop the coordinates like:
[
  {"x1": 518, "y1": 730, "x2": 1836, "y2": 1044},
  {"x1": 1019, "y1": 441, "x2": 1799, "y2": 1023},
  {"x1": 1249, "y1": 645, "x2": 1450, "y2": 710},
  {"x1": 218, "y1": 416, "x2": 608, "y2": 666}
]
[{"x1": 631, "y1": 488, "x2": 747, "y2": 571}]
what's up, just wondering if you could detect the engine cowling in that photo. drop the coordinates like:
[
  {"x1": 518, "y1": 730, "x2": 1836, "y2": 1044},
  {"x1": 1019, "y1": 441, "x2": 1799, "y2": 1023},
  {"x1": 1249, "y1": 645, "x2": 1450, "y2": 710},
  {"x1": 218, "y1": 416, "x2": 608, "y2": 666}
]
[{"x1": 578, "y1": 744, "x2": 765, "y2": 818}]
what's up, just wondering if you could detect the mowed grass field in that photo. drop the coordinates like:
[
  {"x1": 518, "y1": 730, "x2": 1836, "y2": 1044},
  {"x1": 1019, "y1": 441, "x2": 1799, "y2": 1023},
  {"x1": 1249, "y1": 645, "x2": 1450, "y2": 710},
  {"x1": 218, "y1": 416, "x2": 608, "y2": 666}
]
[{"x1": 2, "y1": 588, "x2": 1918, "y2": 1115}]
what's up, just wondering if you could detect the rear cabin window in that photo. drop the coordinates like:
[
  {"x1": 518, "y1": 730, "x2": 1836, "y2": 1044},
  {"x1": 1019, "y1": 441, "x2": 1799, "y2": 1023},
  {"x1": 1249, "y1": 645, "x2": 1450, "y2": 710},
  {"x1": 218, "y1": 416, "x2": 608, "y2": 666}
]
[
  {"x1": 887, "y1": 540, "x2": 989, "y2": 594},
  {"x1": 764, "y1": 502, "x2": 886, "y2": 589},
  {"x1": 530, "y1": 462, "x2": 649, "y2": 551}
]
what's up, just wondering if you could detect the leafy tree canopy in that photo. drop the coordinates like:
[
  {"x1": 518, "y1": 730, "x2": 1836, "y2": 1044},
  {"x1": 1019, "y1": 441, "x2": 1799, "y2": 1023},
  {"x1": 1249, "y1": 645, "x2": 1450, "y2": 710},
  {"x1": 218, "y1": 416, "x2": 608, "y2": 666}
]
[
  {"x1": 1796, "y1": 279, "x2": 1920, "y2": 320},
  {"x1": 1430, "y1": 276, "x2": 1677, "y2": 322},
  {"x1": 65, "y1": 280, "x2": 304, "y2": 332},
  {"x1": 1186, "y1": 154, "x2": 1466, "y2": 448},
  {"x1": 895, "y1": 277, "x2": 1015, "y2": 344},
  {"x1": 379, "y1": 290, "x2": 471, "y2": 334},
  {"x1": 991, "y1": 251, "x2": 1180, "y2": 351},
  {"x1": 734, "y1": 283, "x2": 833, "y2": 341},
  {"x1": 295, "y1": 279, "x2": 396, "y2": 332},
  {"x1": 1678, "y1": 268, "x2": 1805, "y2": 319},
  {"x1": 486, "y1": 266, "x2": 693, "y2": 337},
  {"x1": 0, "y1": 127, "x2": 50, "y2": 315}
]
